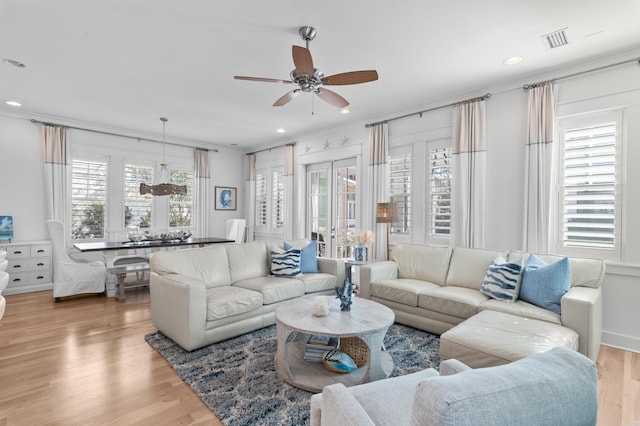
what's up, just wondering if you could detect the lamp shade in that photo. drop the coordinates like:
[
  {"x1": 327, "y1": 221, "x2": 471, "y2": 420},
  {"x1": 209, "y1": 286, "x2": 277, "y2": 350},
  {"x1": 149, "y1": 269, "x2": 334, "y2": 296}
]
[{"x1": 376, "y1": 202, "x2": 398, "y2": 223}]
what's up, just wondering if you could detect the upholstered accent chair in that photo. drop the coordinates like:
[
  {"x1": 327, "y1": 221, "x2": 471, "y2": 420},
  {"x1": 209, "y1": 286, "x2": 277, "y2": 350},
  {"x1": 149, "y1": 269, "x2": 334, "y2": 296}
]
[{"x1": 311, "y1": 347, "x2": 597, "y2": 426}]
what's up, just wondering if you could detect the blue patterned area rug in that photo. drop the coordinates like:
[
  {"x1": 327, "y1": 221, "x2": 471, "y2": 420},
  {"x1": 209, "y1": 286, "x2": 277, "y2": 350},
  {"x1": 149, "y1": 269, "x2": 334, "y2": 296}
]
[{"x1": 144, "y1": 323, "x2": 439, "y2": 426}]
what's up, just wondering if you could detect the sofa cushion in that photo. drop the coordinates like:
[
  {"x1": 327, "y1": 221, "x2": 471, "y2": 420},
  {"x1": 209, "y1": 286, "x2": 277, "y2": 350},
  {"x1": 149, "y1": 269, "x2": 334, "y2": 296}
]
[
  {"x1": 508, "y1": 251, "x2": 605, "y2": 289},
  {"x1": 479, "y1": 256, "x2": 523, "y2": 302},
  {"x1": 419, "y1": 287, "x2": 489, "y2": 319},
  {"x1": 391, "y1": 244, "x2": 451, "y2": 286},
  {"x1": 520, "y1": 255, "x2": 571, "y2": 315},
  {"x1": 479, "y1": 299, "x2": 561, "y2": 324},
  {"x1": 371, "y1": 279, "x2": 440, "y2": 307},
  {"x1": 233, "y1": 276, "x2": 305, "y2": 304},
  {"x1": 270, "y1": 248, "x2": 302, "y2": 277},
  {"x1": 226, "y1": 241, "x2": 269, "y2": 283},
  {"x1": 297, "y1": 272, "x2": 337, "y2": 294},
  {"x1": 285, "y1": 240, "x2": 319, "y2": 273},
  {"x1": 445, "y1": 247, "x2": 507, "y2": 290},
  {"x1": 206, "y1": 286, "x2": 263, "y2": 321},
  {"x1": 150, "y1": 245, "x2": 231, "y2": 288}
]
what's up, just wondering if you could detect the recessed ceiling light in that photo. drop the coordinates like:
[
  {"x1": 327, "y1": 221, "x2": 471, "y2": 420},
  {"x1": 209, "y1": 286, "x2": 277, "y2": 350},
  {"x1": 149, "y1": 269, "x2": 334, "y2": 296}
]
[
  {"x1": 339, "y1": 108, "x2": 350, "y2": 114},
  {"x1": 276, "y1": 128, "x2": 286, "y2": 133},
  {"x1": 3, "y1": 58, "x2": 26, "y2": 68},
  {"x1": 503, "y1": 56, "x2": 523, "y2": 65},
  {"x1": 5, "y1": 101, "x2": 22, "y2": 107}
]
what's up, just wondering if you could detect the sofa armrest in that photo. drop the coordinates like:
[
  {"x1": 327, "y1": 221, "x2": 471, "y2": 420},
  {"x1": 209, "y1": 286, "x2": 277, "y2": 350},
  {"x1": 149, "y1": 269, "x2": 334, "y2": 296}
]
[
  {"x1": 439, "y1": 359, "x2": 472, "y2": 376},
  {"x1": 561, "y1": 286, "x2": 602, "y2": 361},
  {"x1": 318, "y1": 257, "x2": 345, "y2": 284},
  {"x1": 320, "y1": 383, "x2": 376, "y2": 426},
  {"x1": 359, "y1": 261, "x2": 398, "y2": 299},
  {"x1": 150, "y1": 272, "x2": 208, "y2": 351}
]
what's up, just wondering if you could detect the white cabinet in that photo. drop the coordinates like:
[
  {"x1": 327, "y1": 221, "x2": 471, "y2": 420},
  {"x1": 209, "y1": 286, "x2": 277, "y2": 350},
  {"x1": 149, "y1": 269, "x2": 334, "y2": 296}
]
[{"x1": 0, "y1": 241, "x2": 53, "y2": 295}]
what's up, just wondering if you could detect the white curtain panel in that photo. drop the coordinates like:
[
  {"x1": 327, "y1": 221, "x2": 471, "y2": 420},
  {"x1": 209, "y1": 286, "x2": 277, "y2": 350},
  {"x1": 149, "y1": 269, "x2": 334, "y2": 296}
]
[
  {"x1": 193, "y1": 148, "x2": 210, "y2": 237},
  {"x1": 523, "y1": 83, "x2": 557, "y2": 253},
  {"x1": 451, "y1": 99, "x2": 486, "y2": 248},
  {"x1": 367, "y1": 123, "x2": 389, "y2": 260},
  {"x1": 42, "y1": 125, "x2": 69, "y2": 223},
  {"x1": 245, "y1": 153, "x2": 256, "y2": 242}
]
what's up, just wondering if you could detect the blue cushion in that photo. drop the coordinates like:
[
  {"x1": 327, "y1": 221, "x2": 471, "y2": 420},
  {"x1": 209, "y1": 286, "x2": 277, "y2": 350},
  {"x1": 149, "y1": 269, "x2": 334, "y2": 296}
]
[
  {"x1": 270, "y1": 249, "x2": 301, "y2": 277},
  {"x1": 284, "y1": 240, "x2": 319, "y2": 273},
  {"x1": 519, "y1": 254, "x2": 571, "y2": 314},
  {"x1": 480, "y1": 256, "x2": 522, "y2": 302}
]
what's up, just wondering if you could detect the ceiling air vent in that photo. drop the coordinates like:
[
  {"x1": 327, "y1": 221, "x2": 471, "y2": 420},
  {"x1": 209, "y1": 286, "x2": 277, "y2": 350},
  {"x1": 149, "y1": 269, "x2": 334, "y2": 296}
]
[{"x1": 543, "y1": 28, "x2": 569, "y2": 49}]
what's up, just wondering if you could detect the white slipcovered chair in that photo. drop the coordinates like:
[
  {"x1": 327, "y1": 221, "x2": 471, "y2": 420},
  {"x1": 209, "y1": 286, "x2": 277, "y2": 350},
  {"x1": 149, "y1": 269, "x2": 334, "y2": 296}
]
[
  {"x1": 0, "y1": 271, "x2": 8, "y2": 319},
  {"x1": 46, "y1": 220, "x2": 106, "y2": 299},
  {"x1": 226, "y1": 219, "x2": 246, "y2": 243}
]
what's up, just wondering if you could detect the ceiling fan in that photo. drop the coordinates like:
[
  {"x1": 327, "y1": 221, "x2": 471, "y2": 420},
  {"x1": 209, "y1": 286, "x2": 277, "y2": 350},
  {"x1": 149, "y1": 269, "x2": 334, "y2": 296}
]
[{"x1": 234, "y1": 26, "x2": 378, "y2": 108}]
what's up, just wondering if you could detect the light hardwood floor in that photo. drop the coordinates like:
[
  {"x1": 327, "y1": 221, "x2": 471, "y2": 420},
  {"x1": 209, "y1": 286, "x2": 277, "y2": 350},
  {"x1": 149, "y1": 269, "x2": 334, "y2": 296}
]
[{"x1": 0, "y1": 290, "x2": 638, "y2": 425}]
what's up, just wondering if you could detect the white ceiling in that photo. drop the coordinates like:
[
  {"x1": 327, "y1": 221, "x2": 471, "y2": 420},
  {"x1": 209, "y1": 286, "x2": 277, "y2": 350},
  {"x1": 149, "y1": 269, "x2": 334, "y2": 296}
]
[{"x1": 1, "y1": 0, "x2": 639, "y2": 151}]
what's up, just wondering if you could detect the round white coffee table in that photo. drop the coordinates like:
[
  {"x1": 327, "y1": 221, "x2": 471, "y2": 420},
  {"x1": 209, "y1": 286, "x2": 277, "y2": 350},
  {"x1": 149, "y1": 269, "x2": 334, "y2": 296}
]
[{"x1": 275, "y1": 295, "x2": 395, "y2": 392}]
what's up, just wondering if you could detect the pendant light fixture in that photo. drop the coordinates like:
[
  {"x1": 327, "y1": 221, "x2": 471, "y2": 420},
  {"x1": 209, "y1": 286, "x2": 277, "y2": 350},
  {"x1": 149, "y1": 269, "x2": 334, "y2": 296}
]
[{"x1": 139, "y1": 117, "x2": 187, "y2": 196}]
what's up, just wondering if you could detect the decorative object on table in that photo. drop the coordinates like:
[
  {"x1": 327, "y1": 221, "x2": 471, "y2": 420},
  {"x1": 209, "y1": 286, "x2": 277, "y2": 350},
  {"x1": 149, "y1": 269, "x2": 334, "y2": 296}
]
[
  {"x1": 304, "y1": 334, "x2": 339, "y2": 362},
  {"x1": 0, "y1": 216, "x2": 14, "y2": 242},
  {"x1": 139, "y1": 118, "x2": 188, "y2": 197},
  {"x1": 322, "y1": 349, "x2": 358, "y2": 373},
  {"x1": 376, "y1": 202, "x2": 399, "y2": 260},
  {"x1": 335, "y1": 277, "x2": 353, "y2": 311},
  {"x1": 312, "y1": 297, "x2": 330, "y2": 317},
  {"x1": 340, "y1": 336, "x2": 370, "y2": 367},
  {"x1": 215, "y1": 186, "x2": 237, "y2": 210},
  {"x1": 353, "y1": 230, "x2": 374, "y2": 261},
  {"x1": 159, "y1": 230, "x2": 192, "y2": 242}
]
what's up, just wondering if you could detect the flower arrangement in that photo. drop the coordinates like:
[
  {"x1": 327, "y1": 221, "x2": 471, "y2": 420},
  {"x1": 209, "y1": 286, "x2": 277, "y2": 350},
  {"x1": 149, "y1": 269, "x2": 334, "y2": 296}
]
[{"x1": 354, "y1": 230, "x2": 375, "y2": 247}]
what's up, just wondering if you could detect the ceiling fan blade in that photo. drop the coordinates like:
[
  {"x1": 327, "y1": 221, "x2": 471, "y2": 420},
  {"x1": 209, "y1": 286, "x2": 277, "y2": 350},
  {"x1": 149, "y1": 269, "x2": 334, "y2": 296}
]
[
  {"x1": 234, "y1": 76, "x2": 292, "y2": 84},
  {"x1": 273, "y1": 89, "x2": 300, "y2": 107},
  {"x1": 315, "y1": 88, "x2": 349, "y2": 108},
  {"x1": 292, "y1": 45, "x2": 313, "y2": 76},
  {"x1": 321, "y1": 70, "x2": 379, "y2": 85}
]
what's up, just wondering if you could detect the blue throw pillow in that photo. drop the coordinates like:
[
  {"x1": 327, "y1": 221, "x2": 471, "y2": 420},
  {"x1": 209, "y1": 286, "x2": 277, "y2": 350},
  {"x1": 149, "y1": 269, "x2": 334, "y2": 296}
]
[
  {"x1": 284, "y1": 240, "x2": 319, "y2": 273},
  {"x1": 519, "y1": 254, "x2": 571, "y2": 314},
  {"x1": 270, "y1": 249, "x2": 301, "y2": 277},
  {"x1": 480, "y1": 256, "x2": 523, "y2": 302}
]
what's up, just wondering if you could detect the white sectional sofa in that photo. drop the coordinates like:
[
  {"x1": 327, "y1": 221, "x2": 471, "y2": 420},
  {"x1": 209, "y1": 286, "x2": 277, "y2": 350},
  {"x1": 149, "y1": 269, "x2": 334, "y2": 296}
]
[
  {"x1": 360, "y1": 244, "x2": 605, "y2": 362},
  {"x1": 150, "y1": 240, "x2": 344, "y2": 351}
]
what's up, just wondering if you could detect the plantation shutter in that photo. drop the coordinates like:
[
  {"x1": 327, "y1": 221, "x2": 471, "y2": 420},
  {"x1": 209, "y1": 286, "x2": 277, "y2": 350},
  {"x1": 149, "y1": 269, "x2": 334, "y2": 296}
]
[
  {"x1": 562, "y1": 122, "x2": 617, "y2": 249},
  {"x1": 272, "y1": 168, "x2": 285, "y2": 229},
  {"x1": 389, "y1": 152, "x2": 411, "y2": 234},
  {"x1": 255, "y1": 171, "x2": 267, "y2": 229},
  {"x1": 429, "y1": 147, "x2": 452, "y2": 236},
  {"x1": 71, "y1": 159, "x2": 108, "y2": 239}
]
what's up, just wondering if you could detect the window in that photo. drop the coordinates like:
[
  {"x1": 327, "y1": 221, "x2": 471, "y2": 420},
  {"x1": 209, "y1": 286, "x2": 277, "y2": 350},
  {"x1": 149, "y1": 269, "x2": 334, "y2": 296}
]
[
  {"x1": 428, "y1": 146, "x2": 452, "y2": 238},
  {"x1": 71, "y1": 158, "x2": 108, "y2": 239},
  {"x1": 169, "y1": 169, "x2": 193, "y2": 228},
  {"x1": 272, "y1": 168, "x2": 285, "y2": 229},
  {"x1": 557, "y1": 111, "x2": 622, "y2": 259},
  {"x1": 124, "y1": 164, "x2": 153, "y2": 228},
  {"x1": 389, "y1": 150, "x2": 412, "y2": 234},
  {"x1": 255, "y1": 171, "x2": 267, "y2": 229}
]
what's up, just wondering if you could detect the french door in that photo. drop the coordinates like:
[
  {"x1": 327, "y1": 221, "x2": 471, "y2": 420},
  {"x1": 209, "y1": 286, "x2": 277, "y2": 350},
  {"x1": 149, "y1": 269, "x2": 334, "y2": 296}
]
[{"x1": 307, "y1": 159, "x2": 357, "y2": 259}]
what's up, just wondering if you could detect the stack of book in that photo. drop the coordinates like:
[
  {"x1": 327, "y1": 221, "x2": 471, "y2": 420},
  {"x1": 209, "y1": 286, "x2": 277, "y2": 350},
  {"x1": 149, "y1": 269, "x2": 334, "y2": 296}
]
[{"x1": 304, "y1": 334, "x2": 339, "y2": 363}]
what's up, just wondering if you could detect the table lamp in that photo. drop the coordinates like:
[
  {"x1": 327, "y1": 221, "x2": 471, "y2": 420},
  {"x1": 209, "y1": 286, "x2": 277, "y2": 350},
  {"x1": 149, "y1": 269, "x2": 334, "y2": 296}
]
[{"x1": 376, "y1": 202, "x2": 399, "y2": 260}]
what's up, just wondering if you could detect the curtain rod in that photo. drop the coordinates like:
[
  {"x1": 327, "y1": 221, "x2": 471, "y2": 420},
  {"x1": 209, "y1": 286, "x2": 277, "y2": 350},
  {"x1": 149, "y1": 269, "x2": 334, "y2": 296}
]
[
  {"x1": 366, "y1": 55, "x2": 640, "y2": 128},
  {"x1": 523, "y1": 56, "x2": 640, "y2": 89},
  {"x1": 246, "y1": 142, "x2": 296, "y2": 156},
  {"x1": 30, "y1": 118, "x2": 219, "y2": 152},
  {"x1": 364, "y1": 93, "x2": 491, "y2": 128}
]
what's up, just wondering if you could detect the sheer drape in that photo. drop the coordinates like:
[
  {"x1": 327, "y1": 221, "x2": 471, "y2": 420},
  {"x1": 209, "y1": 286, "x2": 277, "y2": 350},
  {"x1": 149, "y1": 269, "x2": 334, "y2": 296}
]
[
  {"x1": 368, "y1": 123, "x2": 389, "y2": 260},
  {"x1": 245, "y1": 153, "x2": 256, "y2": 242},
  {"x1": 523, "y1": 82, "x2": 557, "y2": 252},
  {"x1": 41, "y1": 125, "x2": 69, "y2": 222},
  {"x1": 451, "y1": 99, "x2": 486, "y2": 248},
  {"x1": 193, "y1": 148, "x2": 210, "y2": 237}
]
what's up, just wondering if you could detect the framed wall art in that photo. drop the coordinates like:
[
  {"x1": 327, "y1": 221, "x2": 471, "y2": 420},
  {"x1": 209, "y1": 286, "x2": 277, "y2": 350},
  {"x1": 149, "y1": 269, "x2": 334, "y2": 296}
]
[
  {"x1": 0, "y1": 215, "x2": 14, "y2": 242},
  {"x1": 215, "y1": 186, "x2": 237, "y2": 210}
]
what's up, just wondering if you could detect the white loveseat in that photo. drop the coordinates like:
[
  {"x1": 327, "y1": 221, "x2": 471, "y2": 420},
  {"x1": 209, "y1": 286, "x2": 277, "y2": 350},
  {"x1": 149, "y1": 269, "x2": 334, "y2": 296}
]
[
  {"x1": 360, "y1": 244, "x2": 605, "y2": 362},
  {"x1": 150, "y1": 240, "x2": 344, "y2": 351}
]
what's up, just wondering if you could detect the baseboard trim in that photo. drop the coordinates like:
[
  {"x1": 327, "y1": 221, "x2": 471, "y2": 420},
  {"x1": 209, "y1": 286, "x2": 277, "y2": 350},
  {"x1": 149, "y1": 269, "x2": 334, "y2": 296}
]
[{"x1": 602, "y1": 331, "x2": 640, "y2": 354}]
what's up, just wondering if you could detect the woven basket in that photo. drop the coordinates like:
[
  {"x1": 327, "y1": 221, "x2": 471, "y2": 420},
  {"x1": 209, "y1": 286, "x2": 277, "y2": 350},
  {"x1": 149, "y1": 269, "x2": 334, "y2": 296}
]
[{"x1": 340, "y1": 337, "x2": 369, "y2": 367}]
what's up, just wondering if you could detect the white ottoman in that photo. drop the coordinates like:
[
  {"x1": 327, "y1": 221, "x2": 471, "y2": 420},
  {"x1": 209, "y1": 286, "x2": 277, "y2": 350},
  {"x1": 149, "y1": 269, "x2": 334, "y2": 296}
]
[{"x1": 440, "y1": 310, "x2": 579, "y2": 368}]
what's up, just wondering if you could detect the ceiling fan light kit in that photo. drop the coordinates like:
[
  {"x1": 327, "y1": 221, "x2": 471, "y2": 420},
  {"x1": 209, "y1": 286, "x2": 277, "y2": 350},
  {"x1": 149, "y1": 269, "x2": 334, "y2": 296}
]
[{"x1": 234, "y1": 26, "x2": 378, "y2": 108}]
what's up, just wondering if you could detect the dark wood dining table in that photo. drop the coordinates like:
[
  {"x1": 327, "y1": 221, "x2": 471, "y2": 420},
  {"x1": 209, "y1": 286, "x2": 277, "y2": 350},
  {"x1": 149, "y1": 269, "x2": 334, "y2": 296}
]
[{"x1": 73, "y1": 237, "x2": 233, "y2": 252}]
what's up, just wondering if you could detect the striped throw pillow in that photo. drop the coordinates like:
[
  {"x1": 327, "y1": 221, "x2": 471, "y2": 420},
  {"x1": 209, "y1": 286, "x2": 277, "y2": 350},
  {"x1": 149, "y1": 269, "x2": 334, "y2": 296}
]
[
  {"x1": 271, "y1": 249, "x2": 302, "y2": 277},
  {"x1": 480, "y1": 256, "x2": 523, "y2": 302}
]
